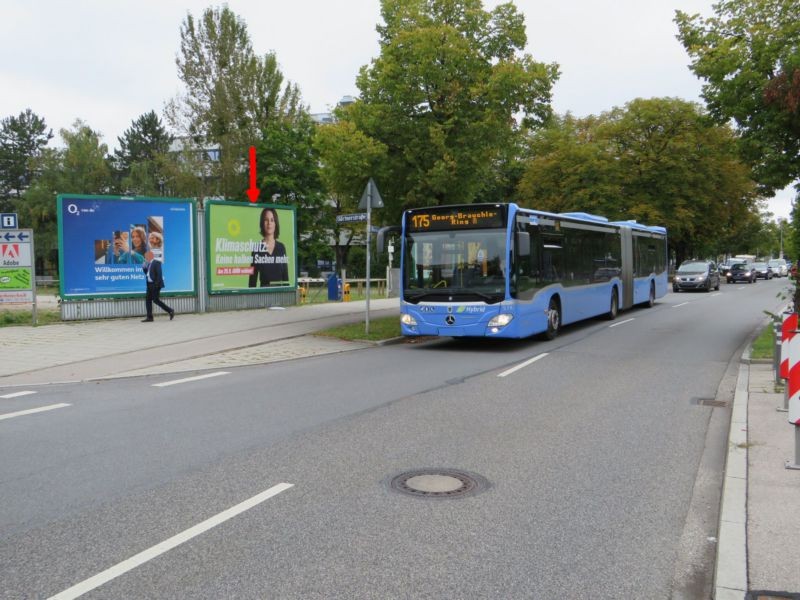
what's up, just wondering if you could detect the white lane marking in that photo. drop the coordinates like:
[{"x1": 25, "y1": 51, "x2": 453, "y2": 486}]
[
  {"x1": 498, "y1": 353, "x2": 548, "y2": 378},
  {"x1": 0, "y1": 390, "x2": 37, "y2": 399},
  {"x1": 673, "y1": 302, "x2": 690, "y2": 307},
  {"x1": 152, "y1": 371, "x2": 231, "y2": 388},
  {"x1": 609, "y1": 318, "x2": 635, "y2": 328},
  {"x1": 48, "y1": 482, "x2": 294, "y2": 600},
  {"x1": 0, "y1": 403, "x2": 70, "y2": 421}
]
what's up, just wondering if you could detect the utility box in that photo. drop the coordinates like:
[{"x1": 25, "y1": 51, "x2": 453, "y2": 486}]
[{"x1": 327, "y1": 274, "x2": 342, "y2": 301}]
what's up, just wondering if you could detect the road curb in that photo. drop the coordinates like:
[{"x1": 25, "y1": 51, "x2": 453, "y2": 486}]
[{"x1": 714, "y1": 357, "x2": 750, "y2": 599}]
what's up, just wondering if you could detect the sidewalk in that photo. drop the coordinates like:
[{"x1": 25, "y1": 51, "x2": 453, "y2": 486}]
[
  {"x1": 0, "y1": 298, "x2": 400, "y2": 386},
  {"x1": 716, "y1": 358, "x2": 800, "y2": 600},
  {"x1": 1, "y1": 302, "x2": 798, "y2": 598}
]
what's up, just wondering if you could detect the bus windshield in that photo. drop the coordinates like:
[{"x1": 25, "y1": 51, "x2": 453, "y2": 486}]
[{"x1": 403, "y1": 229, "x2": 507, "y2": 303}]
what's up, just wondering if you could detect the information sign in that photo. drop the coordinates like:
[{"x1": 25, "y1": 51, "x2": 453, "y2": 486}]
[{"x1": 1, "y1": 213, "x2": 18, "y2": 228}]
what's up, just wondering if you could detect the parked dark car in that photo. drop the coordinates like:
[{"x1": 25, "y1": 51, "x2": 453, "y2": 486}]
[
  {"x1": 673, "y1": 260, "x2": 720, "y2": 292},
  {"x1": 753, "y1": 262, "x2": 773, "y2": 279},
  {"x1": 727, "y1": 262, "x2": 757, "y2": 284},
  {"x1": 719, "y1": 261, "x2": 736, "y2": 278}
]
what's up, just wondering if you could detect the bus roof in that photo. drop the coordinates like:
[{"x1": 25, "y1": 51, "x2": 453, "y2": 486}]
[
  {"x1": 608, "y1": 219, "x2": 667, "y2": 235},
  {"x1": 511, "y1": 205, "x2": 666, "y2": 235},
  {"x1": 559, "y1": 211, "x2": 609, "y2": 223}
]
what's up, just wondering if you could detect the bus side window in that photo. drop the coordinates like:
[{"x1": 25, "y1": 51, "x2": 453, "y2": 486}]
[{"x1": 513, "y1": 222, "x2": 539, "y2": 299}]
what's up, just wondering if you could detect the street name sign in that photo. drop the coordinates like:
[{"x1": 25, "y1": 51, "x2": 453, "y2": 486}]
[{"x1": 336, "y1": 213, "x2": 368, "y2": 224}]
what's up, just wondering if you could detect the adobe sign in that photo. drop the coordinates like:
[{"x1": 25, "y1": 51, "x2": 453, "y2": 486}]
[{"x1": 1, "y1": 241, "x2": 32, "y2": 267}]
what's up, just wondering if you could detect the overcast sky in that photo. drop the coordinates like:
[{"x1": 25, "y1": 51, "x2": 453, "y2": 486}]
[{"x1": 1, "y1": 0, "x2": 794, "y2": 219}]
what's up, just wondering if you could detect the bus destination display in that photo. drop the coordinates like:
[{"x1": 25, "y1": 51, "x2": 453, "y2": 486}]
[{"x1": 407, "y1": 207, "x2": 504, "y2": 231}]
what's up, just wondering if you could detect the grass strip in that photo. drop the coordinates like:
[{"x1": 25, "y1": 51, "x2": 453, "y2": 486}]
[
  {"x1": 314, "y1": 315, "x2": 401, "y2": 342},
  {"x1": 0, "y1": 309, "x2": 62, "y2": 327},
  {"x1": 750, "y1": 324, "x2": 775, "y2": 360}
]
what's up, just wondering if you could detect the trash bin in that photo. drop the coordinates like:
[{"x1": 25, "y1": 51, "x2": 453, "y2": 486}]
[{"x1": 327, "y1": 274, "x2": 342, "y2": 301}]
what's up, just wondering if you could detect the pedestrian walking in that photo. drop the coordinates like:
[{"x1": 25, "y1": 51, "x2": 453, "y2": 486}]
[{"x1": 142, "y1": 251, "x2": 174, "y2": 322}]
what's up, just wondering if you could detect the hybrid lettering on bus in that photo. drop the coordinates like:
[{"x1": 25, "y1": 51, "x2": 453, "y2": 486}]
[{"x1": 378, "y1": 203, "x2": 668, "y2": 339}]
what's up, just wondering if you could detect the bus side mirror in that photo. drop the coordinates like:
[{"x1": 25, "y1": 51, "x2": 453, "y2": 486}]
[
  {"x1": 516, "y1": 232, "x2": 530, "y2": 257},
  {"x1": 376, "y1": 226, "x2": 401, "y2": 253}
]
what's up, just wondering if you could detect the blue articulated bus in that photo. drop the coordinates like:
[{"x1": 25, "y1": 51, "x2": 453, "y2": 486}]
[{"x1": 379, "y1": 203, "x2": 668, "y2": 339}]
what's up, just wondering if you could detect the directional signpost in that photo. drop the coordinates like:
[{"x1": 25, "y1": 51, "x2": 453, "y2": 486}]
[
  {"x1": 358, "y1": 179, "x2": 383, "y2": 335},
  {"x1": 0, "y1": 227, "x2": 37, "y2": 323}
]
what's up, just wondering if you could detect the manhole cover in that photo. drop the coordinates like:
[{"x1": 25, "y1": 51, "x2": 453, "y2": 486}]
[{"x1": 389, "y1": 469, "x2": 488, "y2": 499}]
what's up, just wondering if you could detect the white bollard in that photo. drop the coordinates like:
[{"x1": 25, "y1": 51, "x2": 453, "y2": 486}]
[
  {"x1": 786, "y1": 325, "x2": 800, "y2": 470},
  {"x1": 779, "y1": 311, "x2": 797, "y2": 411}
]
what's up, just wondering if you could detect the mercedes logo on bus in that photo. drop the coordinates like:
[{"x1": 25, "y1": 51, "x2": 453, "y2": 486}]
[{"x1": 445, "y1": 315, "x2": 456, "y2": 325}]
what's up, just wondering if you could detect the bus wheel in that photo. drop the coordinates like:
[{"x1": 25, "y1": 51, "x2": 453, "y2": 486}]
[
  {"x1": 605, "y1": 289, "x2": 619, "y2": 320},
  {"x1": 543, "y1": 298, "x2": 561, "y2": 340},
  {"x1": 646, "y1": 283, "x2": 655, "y2": 308}
]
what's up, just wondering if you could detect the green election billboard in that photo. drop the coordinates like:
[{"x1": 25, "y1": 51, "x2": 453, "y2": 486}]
[{"x1": 207, "y1": 201, "x2": 296, "y2": 293}]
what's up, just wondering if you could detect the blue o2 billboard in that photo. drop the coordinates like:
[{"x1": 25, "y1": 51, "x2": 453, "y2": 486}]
[{"x1": 57, "y1": 195, "x2": 196, "y2": 298}]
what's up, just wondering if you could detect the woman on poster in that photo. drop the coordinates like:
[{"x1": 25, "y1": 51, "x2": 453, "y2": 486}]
[
  {"x1": 248, "y1": 207, "x2": 289, "y2": 287},
  {"x1": 130, "y1": 226, "x2": 149, "y2": 262}
]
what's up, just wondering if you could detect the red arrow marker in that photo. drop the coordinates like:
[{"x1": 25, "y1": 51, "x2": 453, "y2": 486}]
[{"x1": 246, "y1": 146, "x2": 260, "y2": 203}]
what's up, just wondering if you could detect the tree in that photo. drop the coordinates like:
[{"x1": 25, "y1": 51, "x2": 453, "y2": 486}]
[
  {"x1": 166, "y1": 5, "x2": 303, "y2": 200},
  {"x1": 314, "y1": 120, "x2": 388, "y2": 272},
  {"x1": 113, "y1": 111, "x2": 173, "y2": 195},
  {"x1": 675, "y1": 0, "x2": 800, "y2": 192},
  {"x1": 517, "y1": 114, "x2": 621, "y2": 214},
  {"x1": 256, "y1": 114, "x2": 331, "y2": 273},
  {"x1": 518, "y1": 98, "x2": 761, "y2": 265},
  {"x1": 346, "y1": 0, "x2": 559, "y2": 224},
  {"x1": 19, "y1": 121, "x2": 112, "y2": 274},
  {"x1": 0, "y1": 109, "x2": 52, "y2": 211}
]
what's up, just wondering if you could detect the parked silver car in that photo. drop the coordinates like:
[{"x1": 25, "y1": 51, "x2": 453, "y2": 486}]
[{"x1": 768, "y1": 258, "x2": 788, "y2": 277}]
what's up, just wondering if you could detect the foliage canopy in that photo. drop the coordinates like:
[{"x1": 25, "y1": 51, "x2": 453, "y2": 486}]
[
  {"x1": 346, "y1": 0, "x2": 559, "y2": 223},
  {"x1": 518, "y1": 98, "x2": 760, "y2": 263},
  {"x1": 675, "y1": 0, "x2": 800, "y2": 192}
]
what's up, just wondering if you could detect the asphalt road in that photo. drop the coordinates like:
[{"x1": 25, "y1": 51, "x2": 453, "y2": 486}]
[{"x1": 0, "y1": 278, "x2": 788, "y2": 599}]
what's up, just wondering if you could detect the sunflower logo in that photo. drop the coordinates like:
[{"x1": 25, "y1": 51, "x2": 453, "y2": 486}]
[{"x1": 227, "y1": 219, "x2": 241, "y2": 237}]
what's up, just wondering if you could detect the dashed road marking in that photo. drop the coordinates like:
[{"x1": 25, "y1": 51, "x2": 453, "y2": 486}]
[
  {"x1": 498, "y1": 353, "x2": 548, "y2": 378},
  {"x1": 0, "y1": 390, "x2": 37, "y2": 399},
  {"x1": 152, "y1": 371, "x2": 231, "y2": 388},
  {"x1": 609, "y1": 318, "x2": 635, "y2": 328},
  {"x1": 0, "y1": 403, "x2": 70, "y2": 421},
  {"x1": 48, "y1": 482, "x2": 294, "y2": 600}
]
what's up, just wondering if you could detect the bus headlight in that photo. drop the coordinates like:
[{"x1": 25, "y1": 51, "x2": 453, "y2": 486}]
[
  {"x1": 401, "y1": 314, "x2": 417, "y2": 326},
  {"x1": 488, "y1": 314, "x2": 513, "y2": 327}
]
